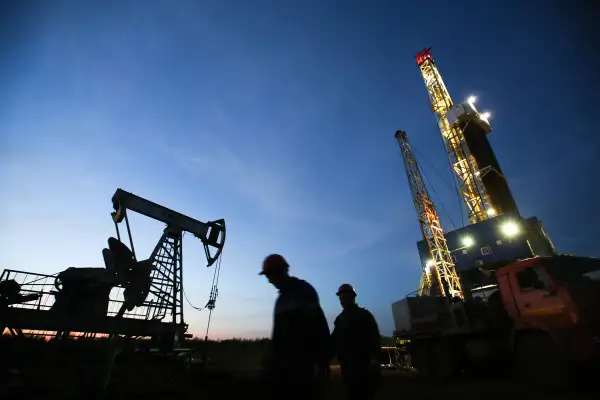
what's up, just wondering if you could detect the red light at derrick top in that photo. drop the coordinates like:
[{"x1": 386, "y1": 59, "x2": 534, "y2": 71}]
[{"x1": 415, "y1": 48, "x2": 434, "y2": 66}]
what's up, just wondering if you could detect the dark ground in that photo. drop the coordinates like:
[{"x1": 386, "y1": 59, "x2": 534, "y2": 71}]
[
  {"x1": 1, "y1": 336, "x2": 594, "y2": 400},
  {"x1": 2, "y1": 367, "x2": 595, "y2": 400}
]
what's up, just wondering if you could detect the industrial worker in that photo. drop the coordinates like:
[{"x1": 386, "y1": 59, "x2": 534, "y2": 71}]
[
  {"x1": 259, "y1": 254, "x2": 331, "y2": 400},
  {"x1": 331, "y1": 284, "x2": 382, "y2": 400}
]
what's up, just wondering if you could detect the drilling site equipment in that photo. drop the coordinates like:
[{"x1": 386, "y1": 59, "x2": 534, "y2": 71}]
[
  {"x1": 416, "y1": 48, "x2": 491, "y2": 224},
  {"x1": 417, "y1": 48, "x2": 519, "y2": 219},
  {"x1": 390, "y1": 49, "x2": 600, "y2": 386},
  {"x1": 412, "y1": 48, "x2": 555, "y2": 290},
  {"x1": 0, "y1": 188, "x2": 226, "y2": 348},
  {"x1": 395, "y1": 130, "x2": 463, "y2": 299}
]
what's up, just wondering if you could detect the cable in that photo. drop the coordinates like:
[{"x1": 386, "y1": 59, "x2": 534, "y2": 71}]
[
  {"x1": 426, "y1": 122, "x2": 467, "y2": 228},
  {"x1": 415, "y1": 141, "x2": 465, "y2": 228},
  {"x1": 183, "y1": 288, "x2": 203, "y2": 311},
  {"x1": 452, "y1": 166, "x2": 465, "y2": 228},
  {"x1": 441, "y1": 139, "x2": 466, "y2": 228},
  {"x1": 411, "y1": 146, "x2": 457, "y2": 229},
  {"x1": 180, "y1": 230, "x2": 223, "y2": 318},
  {"x1": 418, "y1": 161, "x2": 456, "y2": 230},
  {"x1": 413, "y1": 146, "x2": 455, "y2": 194},
  {"x1": 204, "y1": 252, "x2": 222, "y2": 341},
  {"x1": 178, "y1": 230, "x2": 224, "y2": 343}
]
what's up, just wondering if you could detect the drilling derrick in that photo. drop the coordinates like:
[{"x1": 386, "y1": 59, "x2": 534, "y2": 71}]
[
  {"x1": 395, "y1": 130, "x2": 463, "y2": 299},
  {"x1": 416, "y1": 48, "x2": 491, "y2": 224}
]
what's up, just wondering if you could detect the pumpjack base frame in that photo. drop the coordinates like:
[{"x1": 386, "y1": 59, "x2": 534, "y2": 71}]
[
  {"x1": 0, "y1": 268, "x2": 185, "y2": 340},
  {"x1": 3, "y1": 308, "x2": 184, "y2": 337}
]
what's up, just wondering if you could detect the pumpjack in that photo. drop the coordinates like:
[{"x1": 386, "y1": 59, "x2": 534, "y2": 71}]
[{"x1": 1, "y1": 189, "x2": 226, "y2": 347}]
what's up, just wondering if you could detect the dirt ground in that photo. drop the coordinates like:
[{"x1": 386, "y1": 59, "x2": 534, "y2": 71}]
[
  {"x1": 5, "y1": 367, "x2": 593, "y2": 400},
  {"x1": 242, "y1": 370, "x2": 593, "y2": 400},
  {"x1": 371, "y1": 370, "x2": 593, "y2": 400},
  {"x1": 1, "y1": 338, "x2": 593, "y2": 400}
]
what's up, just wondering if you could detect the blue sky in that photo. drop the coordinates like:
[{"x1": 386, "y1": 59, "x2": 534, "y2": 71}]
[{"x1": 1, "y1": 0, "x2": 598, "y2": 339}]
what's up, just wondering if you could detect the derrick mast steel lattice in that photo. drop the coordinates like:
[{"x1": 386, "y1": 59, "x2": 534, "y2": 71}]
[
  {"x1": 395, "y1": 130, "x2": 463, "y2": 299},
  {"x1": 416, "y1": 48, "x2": 491, "y2": 224}
]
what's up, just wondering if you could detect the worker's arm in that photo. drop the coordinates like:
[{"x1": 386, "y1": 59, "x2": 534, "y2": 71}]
[
  {"x1": 297, "y1": 283, "x2": 331, "y2": 369},
  {"x1": 330, "y1": 315, "x2": 340, "y2": 360},
  {"x1": 272, "y1": 280, "x2": 330, "y2": 368},
  {"x1": 363, "y1": 309, "x2": 382, "y2": 362},
  {"x1": 312, "y1": 306, "x2": 333, "y2": 369}
]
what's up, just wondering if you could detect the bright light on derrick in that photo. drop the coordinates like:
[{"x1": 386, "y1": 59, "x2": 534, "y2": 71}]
[
  {"x1": 462, "y1": 236, "x2": 474, "y2": 247},
  {"x1": 481, "y1": 112, "x2": 491, "y2": 121},
  {"x1": 467, "y1": 96, "x2": 477, "y2": 104},
  {"x1": 487, "y1": 208, "x2": 496, "y2": 216},
  {"x1": 501, "y1": 220, "x2": 520, "y2": 237}
]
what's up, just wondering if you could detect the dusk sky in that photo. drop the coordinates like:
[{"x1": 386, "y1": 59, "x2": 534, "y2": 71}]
[{"x1": 2, "y1": 0, "x2": 598, "y2": 339}]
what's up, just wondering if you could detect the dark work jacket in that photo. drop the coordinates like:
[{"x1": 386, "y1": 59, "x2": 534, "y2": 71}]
[
  {"x1": 269, "y1": 277, "x2": 331, "y2": 379},
  {"x1": 331, "y1": 304, "x2": 381, "y2": 370}
]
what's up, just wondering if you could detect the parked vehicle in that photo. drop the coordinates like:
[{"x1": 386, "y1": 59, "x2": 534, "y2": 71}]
[{"x1": 393, "y1": 255, "x2": 600, "y2": 386}]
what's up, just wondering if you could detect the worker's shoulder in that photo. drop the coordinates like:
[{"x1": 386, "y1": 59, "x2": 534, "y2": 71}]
[
  {"x1": 335, "y1": 306, "x2": 373, "y2": 326},
  {"x1": 289, "y1": 277, "x2": 319, "y2": 299},
  {"x1": 353, "y1": 305, "x2": 376, "y2": 320},
  {"x1": 290, "y1": 277, "x2": 317, "y2": 292}
]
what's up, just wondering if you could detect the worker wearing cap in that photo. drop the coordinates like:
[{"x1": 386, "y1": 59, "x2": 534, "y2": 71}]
[
  {"x1": 259, "y1": 254, "x2": 331, "y2": 400},
  {"x1": 331, "y1": 284, "x2": 381, "y2": 400}
]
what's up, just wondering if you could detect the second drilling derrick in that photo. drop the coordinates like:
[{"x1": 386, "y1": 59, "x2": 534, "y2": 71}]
[
  {"x1": 416, "y1": 48, "x2": 491, "y2": 224},
  {"x1": 395, "y1": 130, "x2": 463, "y2": 299}
]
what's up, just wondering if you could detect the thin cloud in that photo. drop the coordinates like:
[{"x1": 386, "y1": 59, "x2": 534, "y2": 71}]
[{"x1": 161, "y1": 140, "x2": 403, "y2": 259}]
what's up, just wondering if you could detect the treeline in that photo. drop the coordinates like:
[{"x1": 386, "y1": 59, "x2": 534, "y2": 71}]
[
  {"x1": 187, "y1": 336, "x2": 396, "y2": 345},
  {"x1": 182, "y1": 336, "x2": 396, "y2": 371},
  {"x1": 1, "y1": 334, "x2": 397, "y2": 373}
]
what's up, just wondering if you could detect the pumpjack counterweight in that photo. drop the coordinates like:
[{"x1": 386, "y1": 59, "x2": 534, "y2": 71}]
[
  {"x1": 416, "y1": 48, "x2": 491, "y2": 224},
  {"x1": 395, "y1": 130, "x2": 463, "y2": 299}
]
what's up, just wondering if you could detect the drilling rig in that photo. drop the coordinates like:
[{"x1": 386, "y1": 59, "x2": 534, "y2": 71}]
[
  {"x1": 413, "y1": 48, "x2": 554, "y2": 295},
  {"x1": 417, "y1": 48, "x2": 520, "y2": 220},
  {"x1": 390, "y1": 50, "x2": 600, "y2": 384},
  {"x1": 416, "y1": 48, "x2": 492, "y2": 224},
  {"x1": 395, "y1": 130, "x2": 462, "y2": 299},
  {"x1": 392, "y1": 129, "x2": 600, "y2": 384}
]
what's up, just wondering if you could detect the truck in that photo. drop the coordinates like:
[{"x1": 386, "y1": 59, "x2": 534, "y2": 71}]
[{"x1": 392, "y1": 254, "x2": 600, "y2": 386}]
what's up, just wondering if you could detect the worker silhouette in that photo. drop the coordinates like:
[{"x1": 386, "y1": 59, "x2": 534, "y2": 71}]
[
  {"x1": 259, "y1": 254, "x2": 331, "y2": 400},
  {"x1": 331, "y1": 284, "x2": 381, "y2": 400}
]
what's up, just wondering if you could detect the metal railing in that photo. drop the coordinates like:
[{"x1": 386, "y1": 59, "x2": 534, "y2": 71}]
[{"x1": 1, "y1": 269, "x2": 171, "y2": 322}]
